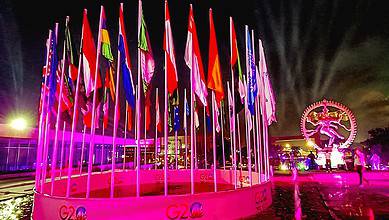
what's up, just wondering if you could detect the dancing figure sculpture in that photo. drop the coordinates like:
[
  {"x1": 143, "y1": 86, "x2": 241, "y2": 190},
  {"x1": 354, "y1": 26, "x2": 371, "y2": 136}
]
[{"x1": 301, "y1": 99, "x2": 357, "y2": 149}]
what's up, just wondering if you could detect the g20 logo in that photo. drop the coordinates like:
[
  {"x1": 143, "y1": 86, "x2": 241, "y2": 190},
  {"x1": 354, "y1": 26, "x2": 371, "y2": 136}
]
[
  {"x1": 166, "y1": 202, "x2": 204, "y2": 219},
  {"x1": 59, "y1": 205, "x2": 87, "y2": 220}
]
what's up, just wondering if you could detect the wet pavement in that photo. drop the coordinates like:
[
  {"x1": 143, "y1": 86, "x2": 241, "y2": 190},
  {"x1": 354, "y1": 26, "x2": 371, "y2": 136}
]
[{"x1": 1, "y1": 171, "x2": 389, "y2": 219}]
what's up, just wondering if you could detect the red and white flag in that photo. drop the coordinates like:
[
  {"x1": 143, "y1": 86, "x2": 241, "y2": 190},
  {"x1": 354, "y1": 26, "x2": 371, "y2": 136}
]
[
  {"x1": 164, "y1": 0, "x2": 178, "y2": 95},
  {"x1": 184, "y1": 4, "x2": 208, "y2": 107}
]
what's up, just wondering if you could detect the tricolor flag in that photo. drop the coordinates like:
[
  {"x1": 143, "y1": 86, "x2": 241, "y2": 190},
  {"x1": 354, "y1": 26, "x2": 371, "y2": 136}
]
[
  {"x1": 138, "y1": 1, "x2": 155, "y2": 95},
  {"x1": 164, "y1": 0, "x2": 178, "y2": 95},
  {"x1": 119, "y1": 5, "x2": 135, "y2": 109},
  {"x1": 81, "y1": 9, "x2": 102, "y2": 98},
  {"x1": 230, "y1": 18, "x2": 245, "y2": 104},
  {"x1": 258, "y1": 39, "x2": 276, "y2": 125},
  {"x1": 184, "y1": 4, "x2": 208, "y2": 107},
  {"x1": 101, "y1": 8, "x2": 114, "y2": 62},
  {"x1": 207, "y1": 9, "x2": 224, "y2": 107}
]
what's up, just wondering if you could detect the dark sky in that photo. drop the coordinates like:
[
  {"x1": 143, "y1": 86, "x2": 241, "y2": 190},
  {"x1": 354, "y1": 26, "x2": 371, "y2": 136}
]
[{"x1": 0, "y1": 0, "x2": 388, "y2": 141}]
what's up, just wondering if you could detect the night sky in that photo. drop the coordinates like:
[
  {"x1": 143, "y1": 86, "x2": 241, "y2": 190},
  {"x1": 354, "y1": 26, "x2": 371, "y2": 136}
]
[{"x1": 0, "y1": 0, "x2": 388, "y2": 142}]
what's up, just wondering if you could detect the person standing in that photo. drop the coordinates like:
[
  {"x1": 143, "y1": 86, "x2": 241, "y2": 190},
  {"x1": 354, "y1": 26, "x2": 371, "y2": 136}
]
[
  {"x1": 354, "y1": 148, "x2": 369, "y2": 186},
  {"x1": 325, "y1": 150, "x2": 331, "y2": 172}
]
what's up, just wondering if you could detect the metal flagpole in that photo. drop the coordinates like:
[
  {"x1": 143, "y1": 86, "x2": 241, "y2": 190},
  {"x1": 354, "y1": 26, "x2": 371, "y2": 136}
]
[
  {"x1": 221, "y1": 102, "x2": 226, "y2": 170},
  {"x1": 184, "y1": 89, "x2": 188, "y2": 169},
  {"x1": 163, "y1": 1, "x2": 169, "y2": 197},
  {"x1": 189, "y1": 4, "x2": 195, "y2": 195},
  {"x1": 229, "y1": 17, "x2": 237, "y2": 189},
  {"x1": 66, "y1": 14, "x2": 85, "y2": 196},
  {"x1": 212, "y1": 91, "x2": 217, "y2": 192},
  {"x1": 227, "y1": 82, "x2": 236, "y2": 188},
  {"x1": 101, "y1": 87, "x2": 107, "y2": 173},
  {"x1": 123, "y1": 102, "x2": 128, "y2": 170},
  {"x1": 59, "y1": 122, "x2": 66, "y2": 179},
  {"x1": 237, "y1": 113, "x2": 242, "y2": 173},
  {"x1": 256, "y1": 101, "x2": 262, "y2": 183},
  {"x1": 134, "y1": 87, "x2": 137, "y2": 169},
  {"x1": 51, "y1": 18, "x2": 69, "y2": 195},
  {"x1": 137, "y1": 0, "x2": 142, "y2": 197},
  {"x1": 86, "y1": 6, "x2": 104, "y2": 198},
  {"x1": 36, "y1": 31, "x2": 52, "y2": 192},
  {"x1": 175, "y1": 130, "x2": 178, "y2": 169},
  {"x1": 144, "y1": 106, "x2": 147, "y2": 166},
  {"x1": 203, "y1": 106, "x2": 207, "y2": 169},
  {"x1": 79, "y1": 125, "x2": 87, "y2": 175},
  {"x1": 110, "y1": 3, "x2": 124, "y2": 197},
  {"x1": 252, "y1": 115, "x2": 258, "y2": 173},
  {"x1": 155, "y1": 88, "x2": 159, "y2": 169}
]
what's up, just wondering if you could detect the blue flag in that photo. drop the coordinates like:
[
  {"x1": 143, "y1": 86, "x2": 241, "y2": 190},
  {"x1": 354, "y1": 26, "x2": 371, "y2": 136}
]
[
  {"x1": 246, "y1": 29, "x2": 257, "y2": 115},
  {"x1": 48, "y1": 30, "x2": 58, "y2": 110},
  {"x1": 119, "y1": 8, "x2": 136, "y2": 109},
  {"x1": 173, "y1": 105, "x2": 180, "y2": 132}
]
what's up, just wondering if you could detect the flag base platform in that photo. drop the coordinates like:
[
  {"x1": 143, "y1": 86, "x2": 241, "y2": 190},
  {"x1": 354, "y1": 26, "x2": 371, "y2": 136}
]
[{"x1": 32, "y1": 169, "x2": 272, "y2": 219}]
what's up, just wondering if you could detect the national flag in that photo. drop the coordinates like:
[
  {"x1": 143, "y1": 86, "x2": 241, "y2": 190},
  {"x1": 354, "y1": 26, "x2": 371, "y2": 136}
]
[
  {"x1": 81, "y1": 9, "x2": 102, "y2": 98},
  {"x1": 164, "y1": 0, "x2": 178, "y2": 95},
  {"x1": 126, "y1": 102, "x2": 133, "y2": 131},
  {"x1": 46, "y1": 29, "x2": 58, "y2": 121},
  {"x1": 207, "y1": 9, "x2": 224, "y2": 106},
  {"x1": 194, "y1": 108, "x2": 200, "y2": 129},
  {"x1": 173, "y1": 105, "x2": 180, "y2": 132},
  {"x1": 102, "y1": 88, "x2": 109, "y2": 129},
  {"x1": 183, "y1": 93, "x2": 189, "y2": 131},
  {"x1": 205, "y1": 106, "x2": 212, "y2": 133},
  {"x1": 64, "y1": 17, "x2": 78, "y2": 83},
  {"x1": 213, "y1": 95, "x2": 221, "y2": 133},
  {"x1": 246, "y1": 27, "x2": 257, "y2": 115},
  {"x1": 156, "y1": 91, "x2": 162, "y2": 132},
  {"x1": 258, "y1": 39, "x2": 276, "y2": 125},
  {"x1": 101, "y1": 8, "x2": 114, "y2": 62},
  {"x1": 145, "y1": 91, "x2": 151, "y2": 131},
  {"x1": 227, "y1": 83, "x2": 234, "y2": 131},
  {"x1": 230, "y1": 18, "x2": 245, "y2": 104},
  {"x1": 119, "y1": 5, "x2": 136, "y2": 109},
  {"x1": 244, "y1": 77, "x2": 253, "y2": 131},
  {"x1": 184, "y1": 4, "x2": 208, "y2": 107},
  {"x1": 138, "y1": 2, "x2": 155, "y2": 95}
]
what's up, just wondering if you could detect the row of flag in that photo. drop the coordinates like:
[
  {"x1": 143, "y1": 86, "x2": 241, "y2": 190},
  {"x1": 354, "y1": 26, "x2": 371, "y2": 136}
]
[{"x1": 39, "y1": 0, "x2": 276, "y2": 141}]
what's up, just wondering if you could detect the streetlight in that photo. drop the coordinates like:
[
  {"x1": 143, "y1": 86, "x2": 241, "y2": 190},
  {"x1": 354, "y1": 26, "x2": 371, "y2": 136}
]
[{"x1": 10, "y1": 117, "x2": 28, "y2": 131}]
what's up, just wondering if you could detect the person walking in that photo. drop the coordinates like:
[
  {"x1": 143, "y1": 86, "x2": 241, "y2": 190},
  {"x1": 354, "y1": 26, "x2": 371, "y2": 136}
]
[{"x1": 354, "y1": 148, "x2": 369, "y2": 186}]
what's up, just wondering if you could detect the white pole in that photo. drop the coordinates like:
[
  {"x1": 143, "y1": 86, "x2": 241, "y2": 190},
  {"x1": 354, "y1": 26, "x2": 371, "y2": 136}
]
[
  {"x1": 59, "y1": 122, "x2": 66, "y2": 179},
  {"x1": 155, "y1": 88, "x2": 159, "y2": 169},
  {"x1": 79, "y1": 125, "x2": 87, "y2": 175},
  {"x1": 163, "y1": 4, "x2": 169, "y2": 197},
  {"x1": 227, "y1": 82, "x2": 236, "y2": 188},
  {"x1": 253, "y1": 115, "x2": 258, "y2": 173},
  {"x1": 212, "y1": 91, "x2": 217, "y2": 192},
  {"x1": 175, "y1": 131, "x2": 178, "y2": 169},
  {"x1": 101, "y1": 87, "x2": 107, "y2": 173},
  {"x1": 144, "y1": 105, "x2": 147, "y2": 166},
  {"x1": 229, "y1": 17, "x2": 237, "y2": 189},
  {"x1": 66, "y1": 13, "x2": 85, "y2": 196},
  {"x1": 184, "y1": 89, "x2": 188, "y2": 169},
  {"x1": 189, "y1": 4, "x2": 195, "y2": 195},
  {"x1": 36, "y1": 31, "x2": 52, "y2": 192},
  {"x1": 203, "y1": 106, "x2": 207, "y2": 169},
  {"x1": 134, "y1": 86, "x2": 138, "y2": 169},
  {"x1": 221, "y1": 103, "x2": 226, "y2": 170},
  {"x1": 86, "y1": 5, "x2": 104, "y2": 198},
  {"x1": 137, "y1": 0, "x2": 142, "y2": 197},
  {"x1": 237, "y1": 114, "x2": 242, "y2": 171},
  {"x1": 123, "y1": 102, "x2": 128, "y2": 170}
]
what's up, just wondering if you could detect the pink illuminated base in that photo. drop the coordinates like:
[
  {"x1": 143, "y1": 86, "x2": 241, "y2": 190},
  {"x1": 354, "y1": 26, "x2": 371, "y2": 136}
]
[{"x1": 32, "y1": 169, "x2": 272, "y2": 220}]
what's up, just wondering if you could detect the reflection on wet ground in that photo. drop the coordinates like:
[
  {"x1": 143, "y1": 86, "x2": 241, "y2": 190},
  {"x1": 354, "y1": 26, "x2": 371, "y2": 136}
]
[{"x1": 1, "y1": 173, "x2": 389, "y2": 219}]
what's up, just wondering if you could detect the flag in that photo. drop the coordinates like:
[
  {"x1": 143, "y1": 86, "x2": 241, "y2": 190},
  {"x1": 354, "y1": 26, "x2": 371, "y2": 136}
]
[
  {"x1": 227, "y1": 83, "x2": 234, "y2": 131},
  {"x1": 164, "y1": 0, "x2": 178, "y2": 95},
  {"x1": 156, "y1": 91, "x2": 162, "y2": 132},
  {"x1": 47, "y1": 30, "x2": 58, "y2": 113},
  {"x1": 258, "y1": 39, "x2": 276, "y2": 125},
  {"x1": 82, "y1": 9, "x2": 102, "y2": 98},
  {"x1": 213, "y1": 95, "x2": 221, "y2": 133},
  {"x1": 119, "y1": 5, "x2": 136, "y2": 109},
  {"x1": 246, "y1": 27, "x2": 257, "y2": 115},
  {"x1": 145, "y1": 92, "x2": 151, "y2": 131},
  {"x1": 64, "y1": 17, "x2": 78, "y2": 83},
  {"x1": 101, "y1": 8, "x2": 114, "y2": 62},
  {"x1": 194, "y1": 108, "x2": 200, "y2": 129},
  {"x1": 230, "y1": 18, "x2": 245, "y2": 104},
  {"x1": 126, "y1": 102, "x2": 133, "y2": 131},
  {"x1": 183, "y1": 93, "x2": 189, "y2": 131},
  {"x1": 244, "y1": 78, "x2": 253, "y2": 131},
  {"x1": 205, "y1": 106, "x2": 212, "y2": 133},
  {"x1": 102, "y1": 88, "x2": 109, "y2": 129},
  {"x1": 173, "y1": 105, "x2": 180, "y2": 132},
  {"x1": 207, "y1": 9, "x2": 224, "y2": 106},
  {"x1": 184, "y1": 4, "x2": 208, "y2": 107},
  {"x1": 138, "y1": 2, "x2": 155, "y2": 95}
]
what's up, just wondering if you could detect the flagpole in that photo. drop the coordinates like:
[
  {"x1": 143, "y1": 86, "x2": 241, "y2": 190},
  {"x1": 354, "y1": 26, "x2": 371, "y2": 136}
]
[
  {"x1": 123, "y1": 102, "x2": 128, "y2": 170},
  {"x1": 137, "y1": 0, "x2": 142, "y2": 197},
  {"x1": 221, "y1": 102, "x2": 226, "y2": 170},
  {"x1": 229, "y1": 17, "x2": 237, "y2": 189},
  {"x1": 36, "y1": 31, "x2": 52, "y2": 192},
  {"x1": 211, "y1": 91, "x2": 217, "y2": 192},
  {"x1": 250, "y1": 30, "x2": 259, "y2": 177},
  {"x1": 175, "y1": 130, "x2": 178, "y2": 169},
  {"x1": 86, "y1": 5, "x2": 104, "y2": 198},
  {"x1": 155, "y1": 88, "x2": 159, "y2": 169},
  {"x1": 203, "y1": 106, "x2": 207, "y2": 169},
  {"x1": 101, "y1": 87, "x2": 107, "y2": 173},
  {"x1": 237, "y1": 113, "x2": 242, "y2": 183},
  {"x1": 134, "y1": 86, "x2": 138, "y2": 169},
  {"x1": 256, "y1": 99, "x2": 262, "y2": 183},
  {"x1": 189, "y1": 4, "x2": 195, "y2": 195},
  {"x1": 144, "y1": 105, "x2": 147, "y2": 166},
  {"x1": 227, "y1": 82, "x2": 236, "y2": 188},
  {"x1": 79, "y1": 125, "x2": 87, "y2": 175},
  {"x1": 66, "y1": 12, "x2": 85, "y2": 196},
  {"x1": 59, "y1": 122, "x2": 66, "y2": 179},
  {"x1": 184, "y1": 89, "x2": 188, "y2": 169}
]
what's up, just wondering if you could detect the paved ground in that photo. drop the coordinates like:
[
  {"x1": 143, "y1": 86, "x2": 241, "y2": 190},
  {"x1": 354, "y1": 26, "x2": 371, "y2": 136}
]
[{"x1": 1, "y1": 171, "x2": 389, "y2": 219}]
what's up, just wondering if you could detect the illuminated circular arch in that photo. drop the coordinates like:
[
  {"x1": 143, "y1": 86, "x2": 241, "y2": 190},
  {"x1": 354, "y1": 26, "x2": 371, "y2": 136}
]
[{"x1": 300, "y1": 99, "x2": 357, "y2": 148}]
